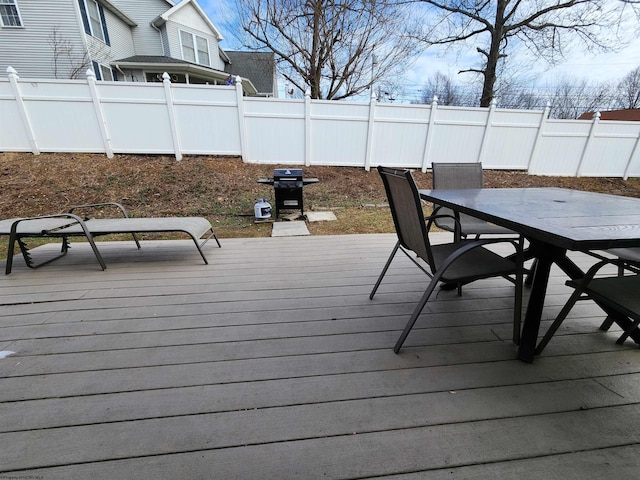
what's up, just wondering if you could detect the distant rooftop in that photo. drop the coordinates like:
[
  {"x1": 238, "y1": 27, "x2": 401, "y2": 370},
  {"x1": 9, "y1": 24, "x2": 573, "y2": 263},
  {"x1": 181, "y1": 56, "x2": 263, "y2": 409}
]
[
  {"x1": 224, "y1": 51, "x2": 276, "y2": 97},
  {"x1": 578, "y1": 109, "x2": 640, "y2": 121}
]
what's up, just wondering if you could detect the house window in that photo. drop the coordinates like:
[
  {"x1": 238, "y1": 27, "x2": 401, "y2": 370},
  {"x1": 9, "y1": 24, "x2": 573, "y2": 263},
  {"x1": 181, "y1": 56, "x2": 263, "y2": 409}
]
[
  {"x1": 0, "y1": 0, "x2": 22, "y2": 27},
  {"x1": 180, "y1": 30, "x2": 210, "y2": 67},
  {"x1": 92, "y1": 61, "x2": 114, "y2": 81},
  {"x1": 99, "y1": 64, "x2": 113, "y2": 81},
  {"x1": 86, "y1": 0, "x2": 105, "y2": 41},
  {"x1": 78, "y1": 0, "x2": 110, "y2": 45}
]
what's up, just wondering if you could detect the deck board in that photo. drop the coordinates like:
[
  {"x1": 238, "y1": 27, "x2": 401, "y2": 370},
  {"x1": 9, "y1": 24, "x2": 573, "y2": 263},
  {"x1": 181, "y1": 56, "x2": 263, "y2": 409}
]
[{"x1": 1, "y1": 233, "x2": 640, "y2": 478}]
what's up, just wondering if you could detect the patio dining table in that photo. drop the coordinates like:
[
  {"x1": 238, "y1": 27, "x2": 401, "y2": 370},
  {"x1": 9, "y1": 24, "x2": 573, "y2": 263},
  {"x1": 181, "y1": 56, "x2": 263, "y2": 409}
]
[{"x1": 419, "y1": 187, "x2": 640, "y2": 363}]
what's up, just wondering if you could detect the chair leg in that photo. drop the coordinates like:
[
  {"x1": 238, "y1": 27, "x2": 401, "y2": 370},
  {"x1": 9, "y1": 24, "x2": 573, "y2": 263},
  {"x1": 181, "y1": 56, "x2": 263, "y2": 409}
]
[
  {"x1": 616, "y1": 317, "x2": 640, "y2": 345},
  {"x1": 370, "y1": 241, "x2": 400, "y2": 300},
  {"x1": 534, "y1": 287, "x2": 584, "y2": 355},
  {"x1": 394, "y1": 279, "x2": 439, "y2": 353},
  {"x1": 600, "y1": 315, "x2": 615, "y2": 332}
]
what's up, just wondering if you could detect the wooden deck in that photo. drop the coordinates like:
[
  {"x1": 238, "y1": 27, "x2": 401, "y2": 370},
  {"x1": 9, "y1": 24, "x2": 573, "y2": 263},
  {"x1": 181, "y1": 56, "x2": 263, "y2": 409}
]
[{"x1": 1, "y1": 233, "x2": 640, "y2": 479}]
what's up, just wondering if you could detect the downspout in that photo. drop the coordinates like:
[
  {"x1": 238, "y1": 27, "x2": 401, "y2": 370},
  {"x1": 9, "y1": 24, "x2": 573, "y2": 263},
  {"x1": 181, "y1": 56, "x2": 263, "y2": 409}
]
[
  {"x1": 150, "y1": 21, "x2": 166, "y2": 56},
  {"x1": 114, "y1": 63, "x2": 127, "y2": 80}
]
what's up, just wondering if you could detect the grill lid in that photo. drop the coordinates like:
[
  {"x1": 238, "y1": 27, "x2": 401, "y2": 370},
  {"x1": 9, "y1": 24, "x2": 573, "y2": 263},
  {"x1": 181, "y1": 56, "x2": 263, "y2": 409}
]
[{"x1": 273, "y1": 168, "x2": 303, "y2": 180}]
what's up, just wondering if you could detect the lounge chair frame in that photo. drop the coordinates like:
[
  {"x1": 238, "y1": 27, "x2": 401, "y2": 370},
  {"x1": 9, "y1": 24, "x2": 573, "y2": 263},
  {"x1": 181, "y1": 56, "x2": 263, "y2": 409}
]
[{"x1": 1, "y1": 202, "x2": 220, "y2": 274}]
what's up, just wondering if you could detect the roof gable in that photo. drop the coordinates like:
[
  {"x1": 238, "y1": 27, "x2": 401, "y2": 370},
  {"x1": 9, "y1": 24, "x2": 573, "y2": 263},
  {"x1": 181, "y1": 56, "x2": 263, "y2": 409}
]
[
  {"x1": 154, "y1": 0, "x2": 223, "y2": 40},
  {"x1": 99, "y1": 0, "x2": 137, "y2": 26}
]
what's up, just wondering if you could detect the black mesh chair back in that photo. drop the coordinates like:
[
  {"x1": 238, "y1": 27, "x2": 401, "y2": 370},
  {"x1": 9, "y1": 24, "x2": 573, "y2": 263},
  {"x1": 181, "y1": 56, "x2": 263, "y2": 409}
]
[
  {"x1": 378, "y1": 166, "x2": 434, "y2": 268},
  {"x1": 431, "y1": 162, "x2": 516, "y2": 238},
  {"x1": 432, "y1": 162, "x2": 483, "y2": 189}
]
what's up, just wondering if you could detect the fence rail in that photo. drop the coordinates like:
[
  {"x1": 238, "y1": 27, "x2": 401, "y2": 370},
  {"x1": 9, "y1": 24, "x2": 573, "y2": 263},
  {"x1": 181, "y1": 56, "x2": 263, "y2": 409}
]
[{"x1": 2, "y1": 67, "x2": 639, "y2": 178}]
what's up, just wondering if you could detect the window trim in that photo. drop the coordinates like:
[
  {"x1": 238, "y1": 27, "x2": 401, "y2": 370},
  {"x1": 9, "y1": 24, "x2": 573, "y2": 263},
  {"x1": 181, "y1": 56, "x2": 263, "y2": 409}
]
[
  {"x1": 0, "y1": 0, "x2": 23, "y2": 27},
  {"x1": 86, "y1": 0, "x2": 105, "y2": 42},
  {"x1": 78, "y1": 0, "x2": 110, "y2": 45},
  {"x1": 179, "y1": 29, "x2": 210, "y2": 67}
]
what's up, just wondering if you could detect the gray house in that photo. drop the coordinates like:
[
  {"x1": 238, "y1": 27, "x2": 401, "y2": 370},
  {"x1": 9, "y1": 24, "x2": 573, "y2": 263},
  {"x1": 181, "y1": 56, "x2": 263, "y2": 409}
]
[{"x1": 0, "y1": 0, "x2": 277, "y2": 97}]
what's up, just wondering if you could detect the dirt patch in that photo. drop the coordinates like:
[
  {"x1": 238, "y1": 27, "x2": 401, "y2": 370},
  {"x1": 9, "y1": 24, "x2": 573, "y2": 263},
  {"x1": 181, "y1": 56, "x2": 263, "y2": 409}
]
[{"x1": 1, "y1": 152, "x2": 640, "y2": 238}]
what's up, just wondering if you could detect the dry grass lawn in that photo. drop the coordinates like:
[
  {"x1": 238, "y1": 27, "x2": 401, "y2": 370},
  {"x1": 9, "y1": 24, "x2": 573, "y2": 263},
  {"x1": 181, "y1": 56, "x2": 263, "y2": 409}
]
[{"x1": 1, "y1": 152, "x2": 640, "y2": 241}]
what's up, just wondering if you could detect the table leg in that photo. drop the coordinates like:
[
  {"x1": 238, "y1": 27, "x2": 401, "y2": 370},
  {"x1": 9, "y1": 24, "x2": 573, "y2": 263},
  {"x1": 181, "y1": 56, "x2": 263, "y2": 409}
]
[{"x1": 518, "y1": 243, "x2": 566, "y2": 363}]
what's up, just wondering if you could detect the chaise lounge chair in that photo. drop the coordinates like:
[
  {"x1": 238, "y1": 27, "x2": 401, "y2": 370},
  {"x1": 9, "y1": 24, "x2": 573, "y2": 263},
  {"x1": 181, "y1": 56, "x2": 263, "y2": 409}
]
[{"x1": 1, "y1": 202, "x2": 220, "y2": 274}]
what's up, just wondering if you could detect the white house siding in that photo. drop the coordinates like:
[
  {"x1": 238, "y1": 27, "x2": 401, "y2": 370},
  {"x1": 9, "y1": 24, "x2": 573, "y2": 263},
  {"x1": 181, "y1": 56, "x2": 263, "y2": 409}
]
[
  {"x1": 109, "y1": 0, "x2": 168, "y2": 55},
  {"x1": 84, "y1": 9, "x2": 137, "y2": 75},
  {"x1": 160, "y1": 27, "x2": 170, "y2": 56},
  {"x1": 165, "y1": 13, "x2": 225, "y2": 70},
  {"x1": 102, "y1": 8, "x2": 135, "y2": 61},
  {"x1": 0, "y1": 0, "x2": 85, "y2": 79}
]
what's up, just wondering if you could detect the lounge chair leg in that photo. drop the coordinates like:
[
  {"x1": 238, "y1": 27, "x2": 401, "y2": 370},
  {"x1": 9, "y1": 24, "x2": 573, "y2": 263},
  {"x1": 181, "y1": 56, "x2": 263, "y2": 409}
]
[
  {"x1": 194, "y1": 241, "x2": 209, "y2": 265},
  {"x1": 132, "y1": 233, "x2": 141, "y2": 249},
  {"x1": 5, "y1": 237, "x2": 16, "y2": 275}
]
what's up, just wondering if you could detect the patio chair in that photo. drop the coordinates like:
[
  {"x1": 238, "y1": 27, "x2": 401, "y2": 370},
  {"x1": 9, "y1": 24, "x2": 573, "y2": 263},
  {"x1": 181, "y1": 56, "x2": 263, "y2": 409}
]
[
  {"x1": 588, "y1": 247, "x2": 640, "y2": 334},
  {"x1": 431, "y1": 162, "x2": 517, "y2": 239},
  {"x1": 535, "y1": 258, "x2": 640, "y2": 355},
  {"x1": 370, "y1": 166, "x2": 524, "y2": 352},
  {"x1": 605, "y1": 247, "x2": 640, "y2": 275}
]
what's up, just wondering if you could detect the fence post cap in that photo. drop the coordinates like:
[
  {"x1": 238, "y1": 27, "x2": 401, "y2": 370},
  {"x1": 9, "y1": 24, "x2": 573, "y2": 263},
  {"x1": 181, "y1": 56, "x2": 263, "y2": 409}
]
[
  {"x1": 86, "y1": 68, "x2": 96, "y2": 78},
  {"x1": 6, "y1": 66, "x2": 17, "y2": 75}
]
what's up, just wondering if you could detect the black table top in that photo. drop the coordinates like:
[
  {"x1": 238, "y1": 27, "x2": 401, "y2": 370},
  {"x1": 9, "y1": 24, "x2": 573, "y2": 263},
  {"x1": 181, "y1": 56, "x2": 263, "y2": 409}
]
[{"x1": 420, "y1": 187, "x2": 640, "y2": 251}]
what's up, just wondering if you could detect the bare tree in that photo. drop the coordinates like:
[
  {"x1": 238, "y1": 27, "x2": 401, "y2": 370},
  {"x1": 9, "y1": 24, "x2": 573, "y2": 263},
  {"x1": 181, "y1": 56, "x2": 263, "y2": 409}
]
[
  {"x1": 415, "y1": 0, "x2": 636, "y2": 107},
  {"x1": 235, "y1": 0, "x2": 423, "y2": 100},
  {"x1": 48, "y1": 26, "x2": 112, "y2": 79},
  {"x1": 418, "y1": 72, "x2": 477, "y2": 106},
  {"x1": 498, "y1": 87, "x2": 546, "y2": 110},
  {"x1": 418, "y1": 71, "x2": 465, "y2": 105},
  {"x1": 546, "y1": 76, "x2": 614, "y2": 119},
  {"x1": 49, "y1": 27, "x2": 92, "y2": 79},
  {"x1": 615, "y1": 66, "x2": 640, "y2": 109}
]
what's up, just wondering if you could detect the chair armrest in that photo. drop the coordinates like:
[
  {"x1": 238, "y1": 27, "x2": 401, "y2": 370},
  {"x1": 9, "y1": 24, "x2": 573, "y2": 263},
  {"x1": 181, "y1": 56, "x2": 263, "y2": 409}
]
[
  {"x1": 566, "y1": 258, "x2": 628, "y2": 291},
  {"x1": 436, "y1": 237, "x2": 523, "y2": 274},
  {"x1": 425, "y1": 211, "x2": 463, "y2": 238}
]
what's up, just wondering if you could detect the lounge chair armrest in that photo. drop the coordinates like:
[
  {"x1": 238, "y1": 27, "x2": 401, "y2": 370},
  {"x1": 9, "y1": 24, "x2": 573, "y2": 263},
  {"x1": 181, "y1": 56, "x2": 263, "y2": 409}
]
[
  {"x1": 10, "y1": 213, "x2": 88, "y2": 235},
  {"x1": 68, "y1": 202, "x2": 130, "y2": 218}
]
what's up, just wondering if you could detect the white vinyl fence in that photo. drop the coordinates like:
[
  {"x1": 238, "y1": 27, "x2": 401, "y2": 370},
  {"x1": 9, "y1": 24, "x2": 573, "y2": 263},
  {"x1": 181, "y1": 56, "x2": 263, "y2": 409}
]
[{"x1": 2, "y1": 67, "x2": 640, "y2": 178}]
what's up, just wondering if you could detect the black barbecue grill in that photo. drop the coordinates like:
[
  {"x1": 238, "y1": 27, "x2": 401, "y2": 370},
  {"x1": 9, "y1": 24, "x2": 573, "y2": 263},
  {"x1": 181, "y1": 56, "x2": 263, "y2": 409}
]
[{"x1": 257, "y1": 169, "x2": 319, "y2": 218}]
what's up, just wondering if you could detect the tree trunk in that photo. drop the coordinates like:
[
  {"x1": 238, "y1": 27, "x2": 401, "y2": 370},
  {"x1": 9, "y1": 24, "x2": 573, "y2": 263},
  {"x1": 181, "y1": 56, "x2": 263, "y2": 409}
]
[{"x1": 479, "y1": 0, "x2": 507, "y2": 107}]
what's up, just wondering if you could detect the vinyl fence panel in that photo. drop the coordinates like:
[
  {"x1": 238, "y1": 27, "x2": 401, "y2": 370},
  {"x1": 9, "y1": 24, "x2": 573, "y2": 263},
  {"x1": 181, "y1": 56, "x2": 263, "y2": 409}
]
[{"x1": 2, "y1": 68, "x2": 640, "y2": 178}]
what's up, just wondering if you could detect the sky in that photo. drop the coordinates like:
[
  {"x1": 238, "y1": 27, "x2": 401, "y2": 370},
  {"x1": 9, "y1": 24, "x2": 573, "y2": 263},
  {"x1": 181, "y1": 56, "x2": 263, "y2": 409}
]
[{"x1": 197, "y1": 0, "x2": 640, "y2": 104}]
